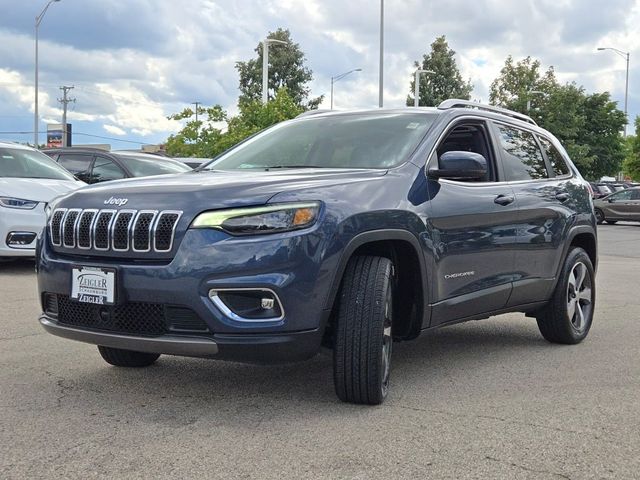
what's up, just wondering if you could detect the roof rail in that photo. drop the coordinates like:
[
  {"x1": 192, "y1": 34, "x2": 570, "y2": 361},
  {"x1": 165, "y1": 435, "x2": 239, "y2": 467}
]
[{"x1": 438, "y1": 99, "x2": 537, "y2": 126}]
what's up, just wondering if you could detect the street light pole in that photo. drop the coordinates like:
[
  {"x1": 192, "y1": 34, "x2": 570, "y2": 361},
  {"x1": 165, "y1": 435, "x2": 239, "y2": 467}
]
[
  {"x1": 34, "y1": 0, "x2": 61, "y2": 148},
  {"x1": 330, "y1": 69, "x2": 362, "y2": 110},
  {"x1": 526, "y1": 90, "x2": 546, "y2": 112},
  {"x1": 414, "y1": 69, "x2": 434, "y2": 107},
  {"x1": 598, "y1": 47, "x2": 630, "y2": 137},
  {"x1": 378, "y1": 0, "x2": 384, "y2": 108},
  {"x1": 262, "y1": 37, "x2": 288, "y2": 104}
]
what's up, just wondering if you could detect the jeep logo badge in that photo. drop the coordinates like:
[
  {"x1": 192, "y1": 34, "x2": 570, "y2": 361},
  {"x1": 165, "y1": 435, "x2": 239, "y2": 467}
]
[{"x1": 104, "y1": 197, "x2": 128, "y2": 207}]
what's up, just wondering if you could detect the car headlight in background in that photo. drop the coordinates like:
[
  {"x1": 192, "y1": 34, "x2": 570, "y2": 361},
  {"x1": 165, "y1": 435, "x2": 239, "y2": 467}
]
[
  {"x1": 192, "y1": 202, "x2": 320, "y2": 235},
  {"x1": 0, "y1": 197, "x2": 38, "y2": 210}
]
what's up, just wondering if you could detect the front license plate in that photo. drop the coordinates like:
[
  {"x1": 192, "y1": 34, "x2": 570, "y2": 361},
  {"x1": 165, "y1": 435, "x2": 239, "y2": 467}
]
[{"x1": 71, "y1": 266, "x2": 116, "y2": 305}]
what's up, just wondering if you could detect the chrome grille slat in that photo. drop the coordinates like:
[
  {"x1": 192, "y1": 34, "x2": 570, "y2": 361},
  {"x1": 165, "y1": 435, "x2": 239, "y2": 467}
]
[{"x1": 48, "y1": 208, "x2": 182, "y2": 254}]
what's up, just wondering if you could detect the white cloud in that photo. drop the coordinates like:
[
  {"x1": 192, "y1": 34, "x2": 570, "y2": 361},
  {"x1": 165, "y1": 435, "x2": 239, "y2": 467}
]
[
  {"x1": 103, "y1": 124, "x2": 126, "y2": 136},
  {"x1": 0, "y1": 0, "x2": 639, "y2": 144}
]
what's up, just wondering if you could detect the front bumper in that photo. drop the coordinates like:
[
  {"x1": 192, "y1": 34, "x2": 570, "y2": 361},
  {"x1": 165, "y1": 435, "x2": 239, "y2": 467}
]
[
  {"x1": 39, "y1": 314, "x2": 323, "y2": 363},
  {"x1": 38, "y1": 224, "x2": 337, "y2": 362}
]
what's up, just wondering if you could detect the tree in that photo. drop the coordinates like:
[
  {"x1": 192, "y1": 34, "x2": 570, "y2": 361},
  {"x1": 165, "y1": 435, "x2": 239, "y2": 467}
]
[
  {"x1": 235, "y1": 28, "x2": 322, "y2": 110},
  {"x1": 165, "y1": 88, "x2": 302, "y2": 158},
  {"x1": 623, "y1": 117, "x2": 640, "y2": 180},
  {"x1": 165, "y1": 105, "x2": 227, "y2": 157},
  {"x1": 489, "y1": 55, "x2": 626, "y2": 179},
  {"x1": 577, "y1": 92, "x2": 626, "y2": 179},
  {"x1": 489, "y1": 56, "x2": 558, "y2": 112},
  {"x1": 406, "y1": 36, "x2": 472, "y2": 107}
]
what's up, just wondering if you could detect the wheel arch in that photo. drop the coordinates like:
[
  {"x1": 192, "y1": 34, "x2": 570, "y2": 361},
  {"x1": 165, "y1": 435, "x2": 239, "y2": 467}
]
[{"x1": 325, "y1": 230, "x2": 428, "y2": 340}]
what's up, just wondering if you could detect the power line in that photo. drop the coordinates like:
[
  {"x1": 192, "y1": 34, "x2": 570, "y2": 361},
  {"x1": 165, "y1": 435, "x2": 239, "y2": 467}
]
[{"x1": 0, "y1": 130, "x2": 148, "y2": 145}]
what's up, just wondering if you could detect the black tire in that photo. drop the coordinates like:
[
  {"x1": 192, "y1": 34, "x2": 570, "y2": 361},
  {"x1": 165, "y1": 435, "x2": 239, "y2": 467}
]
[
  {"x1": 605, "y1": 220, "x2": 618, "y2": 225},
  {"x1": 536, "y1": 247, "x2": 595, "y2": 344},
  {"x1": 98, "y1": 346, "x2": 160, "y2": 367},
  {"x1": 333, "y1": 256, "x2": 394, "y2": 405},
  {"x1": 594, "y1": 208, "x2": 604, "y2": 224}
]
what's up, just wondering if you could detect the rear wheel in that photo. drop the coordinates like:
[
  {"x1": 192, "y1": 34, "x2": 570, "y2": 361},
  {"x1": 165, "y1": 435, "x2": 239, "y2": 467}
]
[
  {"x1": 98, "y1": 346, "x2": 160, "y2": 367},
  {"x1": 333, "y1": 256, "x2": 394, "y2": 405},
  {"x1": 594, "y1": 208, "x2": 604, "y2": 224},
  {"x1": 536, "y1": 247, "x2": 595, "y2": 344}
]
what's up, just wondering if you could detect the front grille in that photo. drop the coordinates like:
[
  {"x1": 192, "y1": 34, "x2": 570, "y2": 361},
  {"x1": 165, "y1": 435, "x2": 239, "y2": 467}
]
[
  {"x1": 49, "y1": 208, "x2": 182, "y2": 254},
  {"x1": 52, "y1": 295, "x2": 209, "y2": 336}
]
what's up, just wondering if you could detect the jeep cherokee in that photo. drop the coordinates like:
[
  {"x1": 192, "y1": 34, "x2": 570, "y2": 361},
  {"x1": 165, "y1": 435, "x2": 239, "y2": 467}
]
[{"x1": 37, "y1": 100, "x2": 597, "y2": 405}]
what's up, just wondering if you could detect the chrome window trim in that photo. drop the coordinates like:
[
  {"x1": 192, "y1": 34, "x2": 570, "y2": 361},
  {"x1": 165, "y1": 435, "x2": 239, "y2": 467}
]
[
  {"x1": 92, "y1": 209, "x2": 117, "y2": 251},
  {"x1": 62, "y1": 208, "x2": 82, "y2": 248},
  {"x1": 153, "y1": 210, "x2": 183, "y2": 252},
  {"x1": 75, "y1": 209, "x2": 99, "y2": 250},
  {"x1": 111, "y1": 209, "x2": 137, "y2": 252},
  {"x1": 208, "y1": 288, "x2": 285, "y2": 323},
  {"x1": 132, "y1": 210, "x2": 158, "y2": 253},
  {"x1": 49, "y1": 208, "x2": 67, "y2": 247}
]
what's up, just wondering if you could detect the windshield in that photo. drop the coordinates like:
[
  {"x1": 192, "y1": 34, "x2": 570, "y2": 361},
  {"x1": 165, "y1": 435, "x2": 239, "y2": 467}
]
[
  {"x1": 0, "y1": 147, "x2": 76, "y2": 180},
  {"x1": 204, "y1": 113, "x2": 436, "y2": 170},
  {"x1": 116, "y1": 154, "x2": 192, "y2": 177}
]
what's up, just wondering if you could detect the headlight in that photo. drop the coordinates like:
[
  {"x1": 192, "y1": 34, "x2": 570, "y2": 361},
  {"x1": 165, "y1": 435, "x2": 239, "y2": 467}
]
[
  {"x1": 0, "y1": 197, "x2": 38, "y2": 210},
  {"x1": 192, "y1": 202, "x2": 320, "y2": 235}
]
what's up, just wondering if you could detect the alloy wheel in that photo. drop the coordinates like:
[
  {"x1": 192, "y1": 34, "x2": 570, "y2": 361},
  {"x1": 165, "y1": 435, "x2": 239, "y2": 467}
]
[{"x1": 566, "y1": 261, "x2": 593, "y2": 332}]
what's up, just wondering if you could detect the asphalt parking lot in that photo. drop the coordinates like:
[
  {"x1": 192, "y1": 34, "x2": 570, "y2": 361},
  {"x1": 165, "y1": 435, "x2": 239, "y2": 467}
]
[{"x1": 1, "y1": 225, "x2": 639, "y2": 479}]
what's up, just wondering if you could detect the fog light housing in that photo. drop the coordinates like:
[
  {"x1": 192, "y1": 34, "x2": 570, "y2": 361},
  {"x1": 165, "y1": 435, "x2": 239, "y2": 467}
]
[
  {"x1": 208, "y1": 289, "x2": 284, "y2": 322},
  {"x1": 6, "y1": 231, "x2": 37, "y2": 248}
]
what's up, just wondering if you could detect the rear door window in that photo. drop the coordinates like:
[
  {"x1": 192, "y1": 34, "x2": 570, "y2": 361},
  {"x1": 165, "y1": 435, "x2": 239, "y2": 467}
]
[
  {"x1": 538, "y1": 136, "x2": 570, "y2": 177},
  {"x1": 495, "y1": 124, "x2": 549, "y2": 181},
  {"x1": 91, "y1": 156, "x2": 127, "y2": 183},
  {"x1": 57, "y1": 153, "x2": 94, "y2": 181}
]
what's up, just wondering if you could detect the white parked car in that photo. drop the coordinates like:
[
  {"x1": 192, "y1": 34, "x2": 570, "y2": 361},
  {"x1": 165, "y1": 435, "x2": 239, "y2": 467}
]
[{"x1": 0, "y1": 141, "x2": 85, "y2": 258}]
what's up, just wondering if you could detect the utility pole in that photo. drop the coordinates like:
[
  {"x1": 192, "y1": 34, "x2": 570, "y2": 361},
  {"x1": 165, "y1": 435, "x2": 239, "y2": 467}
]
[
  {"x1": 191, "y1": 101, "x2": 201, "y2": 123},
  {"x1": 378, "y1": 0, "x2": 384, "y2": 108},
  {"x1": 58, "y1": 85, "x2": 74, "y2": 147}
]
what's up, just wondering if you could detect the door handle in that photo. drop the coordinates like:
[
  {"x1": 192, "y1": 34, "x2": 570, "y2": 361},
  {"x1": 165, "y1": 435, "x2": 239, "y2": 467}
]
[
  {"x1": 555, "y1": 192, "x2": 570, "y2": 202},
  {"x1": 494, "y1": 194, "x2": 515, "y2": 206}
]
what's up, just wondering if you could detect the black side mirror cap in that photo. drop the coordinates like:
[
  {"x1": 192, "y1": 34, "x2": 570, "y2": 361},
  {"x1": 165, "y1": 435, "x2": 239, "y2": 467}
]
[{"x1": 428, "y1": 151, "x2": 488, "y2": 180}]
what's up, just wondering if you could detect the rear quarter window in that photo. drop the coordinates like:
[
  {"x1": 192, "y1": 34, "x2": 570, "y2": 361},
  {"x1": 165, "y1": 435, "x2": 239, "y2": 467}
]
[{"x1": 539, "y1": 136, "x2": 570, "y2": 177}]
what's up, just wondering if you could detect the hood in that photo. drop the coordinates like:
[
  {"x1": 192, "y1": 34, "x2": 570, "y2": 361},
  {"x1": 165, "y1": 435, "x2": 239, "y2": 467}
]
[
  {"x1": 0, "y1": 178, "x2": 85, "y2": 203},
  {"x1": 56, "y1": 168, "x2": 388, "y2": 211}
]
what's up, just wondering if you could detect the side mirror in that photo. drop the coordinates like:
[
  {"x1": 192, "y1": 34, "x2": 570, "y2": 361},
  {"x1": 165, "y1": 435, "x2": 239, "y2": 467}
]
[{"x1": 428, "y1": 151, "x2": 488, "y2": 180}]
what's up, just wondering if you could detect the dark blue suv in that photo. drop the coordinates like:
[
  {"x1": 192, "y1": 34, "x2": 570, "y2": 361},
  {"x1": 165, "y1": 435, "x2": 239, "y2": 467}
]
[{"x1": 37, "y1": 100, "x2": 597, "y2": 405}]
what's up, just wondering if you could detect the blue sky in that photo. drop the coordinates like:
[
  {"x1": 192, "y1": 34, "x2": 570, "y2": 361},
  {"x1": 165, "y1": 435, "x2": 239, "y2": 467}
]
[{"x1": 0, "y1": 0, "x2": 638, "y2": 150}]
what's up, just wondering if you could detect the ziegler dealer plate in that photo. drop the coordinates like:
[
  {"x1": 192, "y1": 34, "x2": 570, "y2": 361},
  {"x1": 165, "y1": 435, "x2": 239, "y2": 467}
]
[{"x1": 70, "y1": 266, "x2": 116, "y2": 305}]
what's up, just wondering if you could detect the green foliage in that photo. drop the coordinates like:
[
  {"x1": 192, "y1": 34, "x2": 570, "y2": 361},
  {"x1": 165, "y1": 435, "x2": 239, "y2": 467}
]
[
  {"x1": 489, "y1": 56, "x2": 558, "y2": 111},
  {"x1": 623, "y1": 117, "x2": 640, "y2": 180},
  {"x1": 165, "y1": 105, "x2": 227, "y2": 157},
  {"x1": 165, "y1": 88, "x2": 303, "y2": 158},
  {"x1": 489, "y1": 56, "x2": 626, "y2": 180},
  {"x1": 406, "y1": 36, "x2": 472, "y2": 107},
  {"x1": 235, "y1": 28, "x2": 322, "y2": 110}
]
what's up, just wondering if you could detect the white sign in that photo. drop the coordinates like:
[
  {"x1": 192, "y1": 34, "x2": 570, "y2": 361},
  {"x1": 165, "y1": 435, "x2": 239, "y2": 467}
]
[{"x1": 71, "y1": 266, "x2": 115, "y2": 305}]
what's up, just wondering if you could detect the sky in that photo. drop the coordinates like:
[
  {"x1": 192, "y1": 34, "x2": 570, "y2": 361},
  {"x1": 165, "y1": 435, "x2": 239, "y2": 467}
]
[{"x1": 0, "y1": 0, "x2": 638, "y2": 149}]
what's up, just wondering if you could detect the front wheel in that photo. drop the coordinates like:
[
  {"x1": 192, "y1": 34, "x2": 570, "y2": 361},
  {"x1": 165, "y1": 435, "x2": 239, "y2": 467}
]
[
  {"x1": 333, "y1": 256, "x2": 394, "y2": 405},
  {"x1": 536, "y1": 247, "x2": 595, "y2": 344}
]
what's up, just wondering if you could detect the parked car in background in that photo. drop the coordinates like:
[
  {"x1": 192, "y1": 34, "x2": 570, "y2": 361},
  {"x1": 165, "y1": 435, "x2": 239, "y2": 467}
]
[
  {"x1": 0, "y1": 142, "x2": 85, "y2": 258},
  {"x1": 43, "y1": 148, "x2": 191, "y2": 184},
  {"x1": 594, "y1": 187, "x2": 640, "y2": 224},
  {"x1": 590, "y1": 183, "x2": 615, "y2": 199}
]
